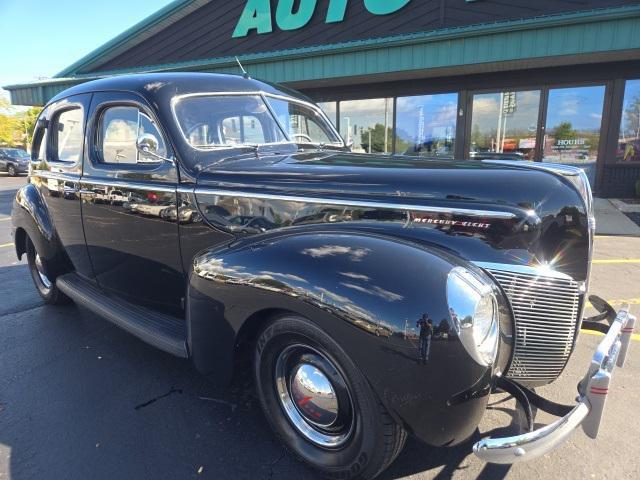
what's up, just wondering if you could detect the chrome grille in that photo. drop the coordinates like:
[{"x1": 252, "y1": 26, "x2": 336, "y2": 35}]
[{"x1": 486, "y1": 267, "x2": 581, "y2": 385}]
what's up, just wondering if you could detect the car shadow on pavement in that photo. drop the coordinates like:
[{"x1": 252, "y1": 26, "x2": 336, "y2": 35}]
[{"x1": 380, "y1": 397, "x2": 534, "y2": 480}]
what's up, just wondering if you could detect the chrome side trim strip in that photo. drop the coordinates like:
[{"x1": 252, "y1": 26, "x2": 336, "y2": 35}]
[
  {"x1": 32, "y1": 170, "x2": 79, "y2": 182},
  {"x1": 81, "y1": 178, "x2": 177, "y2": 193},
  {"x1": 35, "y1": 171, "x2": 177, "y2": 193},
  {"x1": 191, "y1": 188, "x2": 518, "y2": 219}
]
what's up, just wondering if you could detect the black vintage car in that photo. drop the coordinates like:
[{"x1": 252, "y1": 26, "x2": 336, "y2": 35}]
[{"x1": 11, "y1": 73, "x2": 635, "y2": 479}]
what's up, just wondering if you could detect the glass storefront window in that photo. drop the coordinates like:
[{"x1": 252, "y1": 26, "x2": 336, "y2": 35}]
[
  {"x1": 543, "y1": 85, "x2": 605, "y2": 184},
  {"x1": 339, "y1": 98, "x2": 393, "y2": 154},
  {"x1": 617, "y1": 79, "x2": 640, "y2": 163},
  {"x1": 470, "y1": 90, "x2": 540, "y2": 160},
  {"x1": 395, "y1": 93, "x2": 458, "y2": 158},
  {"x1": 317, "y1": 101, "x2": 337, "y2": 127}
]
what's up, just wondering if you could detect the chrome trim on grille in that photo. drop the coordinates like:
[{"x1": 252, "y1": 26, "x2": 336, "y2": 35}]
[
  {"x1": 192, "y1": 188, "x2": 518, "y2": 219},
  {"x1": 475, "y1": 262, "x2": 581, "y2": 385}
]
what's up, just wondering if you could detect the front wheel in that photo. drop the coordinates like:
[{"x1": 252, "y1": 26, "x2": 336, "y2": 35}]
[
  {"x1": 255, "y1": 315, "x2": 406, "y2": 480},
  {"x1": 7, "y1": 164, "x2": 16, "y2": 176},
  {"x1": 26, "y1": 238, "x2": 70, "y2": 305}
]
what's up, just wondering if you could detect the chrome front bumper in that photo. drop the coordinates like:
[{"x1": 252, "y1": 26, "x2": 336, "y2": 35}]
[{"x1": 473, "y1": 304, "x2": 636, "y2": 464}]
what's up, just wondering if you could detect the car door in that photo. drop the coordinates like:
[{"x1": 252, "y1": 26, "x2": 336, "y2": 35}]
[
  {"x1": 81, "y1": 92, "x2": 184, "y2": 316},
  {"x1": 0, "y1": 150, "x2": 6, "y2": 170},
  {"x1": 29, "y1": 95, "x2": 95, "y2": 279}
]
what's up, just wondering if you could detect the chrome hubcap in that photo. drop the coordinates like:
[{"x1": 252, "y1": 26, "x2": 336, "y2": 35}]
[
  {"x1": 34, "y1": 254, "x2": 52, "y2": 289},
  {"x1": 275, "y1": 345, "x2": 354, "y2": 448}
]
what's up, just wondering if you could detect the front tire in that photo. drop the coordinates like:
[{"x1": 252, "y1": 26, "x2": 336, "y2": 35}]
[
  {"x1": 7, "y1": 164, "x2": 16, "y2": 176},
  {"x1": 255, "y1": 315, "x2": 406, "y2": 480},
  {"x1": 26, "y1": 238, "x2": 70, "y2": 305}
]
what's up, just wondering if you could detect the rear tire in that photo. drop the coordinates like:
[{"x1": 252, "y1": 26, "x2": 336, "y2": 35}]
[
  {"x1": 26, "y1": 238, "x2": 70, "y2": 305},
  {"x1": 254, "y1": 315, "x2": 406, "y2": 480}
]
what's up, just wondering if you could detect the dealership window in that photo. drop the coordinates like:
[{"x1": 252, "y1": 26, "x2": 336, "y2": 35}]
[
  {"x1": 340, "y1": 98, "x2": 393, "y2": 154},
  {"x1": 543, "y1": 85, "x2": 605, "y2": 184},
  {"x1": 469, "y1": 90, "x2": 540, "y2": 160},
  {"x1": 617, "y1": 79, "x2": 640, "y2": 162},
  {"x1": 395, "y1": 93, "x2": 458, "y2": 158},
  {"x1": 317, "y1": 102, "x2": 337, "y2": 126}
]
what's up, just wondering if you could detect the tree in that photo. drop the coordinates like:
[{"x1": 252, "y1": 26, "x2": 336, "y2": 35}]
[
  {"x1": 19, "y1": 107, "x2": 42, "y2": 149},
  {"x1": 360, "y1": 123, "x2": 393, "y2": 153},
  {"x1": 623, "y1": 94, "x2": 640, "y2": 140},
  {"x1": 553, "y1": 121, "x2": 577, "y2": 140},
  {"x1": 0, "y1": 99, "x2": 42, "y2": 148}
]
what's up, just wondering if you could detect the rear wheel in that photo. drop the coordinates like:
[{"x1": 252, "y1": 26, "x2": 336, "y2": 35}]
[
  {"x1": 26, "y1": 238, "x2": 70, "y2": 305},
  {"x1": 255, "y1": 315, "x2": 406, "y2": 480},
  {"x1": 7, "y1": 164, "x2": 16, "y2": 176}
]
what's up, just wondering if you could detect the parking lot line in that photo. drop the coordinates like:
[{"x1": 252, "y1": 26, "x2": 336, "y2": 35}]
[
  {"x1": 586, "y1": 298, "x2": 640, "y2": 308},
  {"x1": 592, "y1": 259, "x2": 640, "y2": 264},
  {"x1": 0, "y1": 217, "x2": 10, "y2": 222},
  {"x1": 0, "y1": 243, "x2": 13, "y2": 248},
  {"x1": 581, "y1": 328, "x2": 640, "y2": 341}
]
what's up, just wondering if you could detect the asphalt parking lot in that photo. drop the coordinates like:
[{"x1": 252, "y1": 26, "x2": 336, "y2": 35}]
[{"x1": 0, "y1": 173, "x2": 638, "y2": 480}]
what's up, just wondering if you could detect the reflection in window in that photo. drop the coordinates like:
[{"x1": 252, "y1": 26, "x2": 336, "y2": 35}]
[
  {"x1": 618, "y1": 79, "x2": 640, "y2": 163},
  {"x1": 317, "y1": 102, "x2": 337, "y2": 126},
  {"x1": 54, "y1": 108, "x2": 84, "y2": 162},
  {"x1": 544, "y1": 85, "x2": 605, "y2": 185},
  {"x1": 221, "y1": 116, "x2": 266, "y2": 144},
  {"x1": 470, "y1": 90, "x2": 540, "y2": 160},
  {"x1": 267, "y1": 98, "x2": 341, "y2": 145},
  {"x1": 395, "y1": 93, "x2": 457, "y2": 158},
  {"x1": 100, "y1": 106, "x2": 167, "y2": 164},
  {"x1": 340, "y1": 98, "x2": 393, "y2": 154}
]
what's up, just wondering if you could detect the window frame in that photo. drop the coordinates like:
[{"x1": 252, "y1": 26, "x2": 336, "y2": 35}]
[
  {"x1": 170, "y1": 91, "x2": 345, "y2": 151},
  {"x1": 92, "y1": 101, "x2": 172, "y2": 170},
  {"x1": 48, "y1": 104, "x2": 85, "y2": 166}
]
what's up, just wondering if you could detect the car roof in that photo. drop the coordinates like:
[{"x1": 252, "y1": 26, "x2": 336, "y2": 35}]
[{"x1": 48, "y1": 72, "x2": 313, "y2": 107}]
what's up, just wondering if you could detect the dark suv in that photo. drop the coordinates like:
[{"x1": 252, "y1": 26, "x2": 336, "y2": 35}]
[{"x1": 0, "y1": 148, "x2": 30, "y2": 176}]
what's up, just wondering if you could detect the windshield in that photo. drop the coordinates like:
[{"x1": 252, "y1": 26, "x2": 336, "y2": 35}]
[
  {"x1": 173, "y1": 94, "x2": 342, "y2": 149},
  {"x1": 266, "y1": 97, "x2": 342, "y2": 146},
  {"x1": 4, "y1": 148, "x2": 28, "y2": 158}
]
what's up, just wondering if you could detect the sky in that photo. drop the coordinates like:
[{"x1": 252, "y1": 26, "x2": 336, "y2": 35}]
[{"x1": 0, "y1": 0, "x2": 174, "y2": 105}]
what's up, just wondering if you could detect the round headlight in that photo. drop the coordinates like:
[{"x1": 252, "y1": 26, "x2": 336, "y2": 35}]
[{"x1": 447, "y1": 267, "x2": 499, "y2": 366}]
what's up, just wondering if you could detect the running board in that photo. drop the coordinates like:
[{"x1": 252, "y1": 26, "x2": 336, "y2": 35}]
[{"x1": 56, "y1": 273, "x2": 188, "y2": 358}]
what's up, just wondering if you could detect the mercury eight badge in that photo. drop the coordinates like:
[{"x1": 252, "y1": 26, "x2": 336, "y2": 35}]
[{"x1": 12, "y1": 73, "x2": 635, "y2": 479}]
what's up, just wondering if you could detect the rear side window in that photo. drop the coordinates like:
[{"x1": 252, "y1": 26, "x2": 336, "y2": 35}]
[
  {"x1": 99, "y1": 106, "x2": 167, "y2": 164},
  {"x1": 52, "y1": 108, "x2": 84, "y2": 162}
]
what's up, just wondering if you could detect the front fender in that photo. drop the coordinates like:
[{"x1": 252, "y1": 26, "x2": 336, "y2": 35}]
[
  {"x1": 188, "y1": 231, "x2": 509, "y2": 445},
  {"x1": 11, "y1": 182, "x2": 59, "y2": 260}
]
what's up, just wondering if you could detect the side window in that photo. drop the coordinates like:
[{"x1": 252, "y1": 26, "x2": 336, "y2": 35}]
[
  {"x1": 31, "y1": 112, "x2": 49, "y2": 162},
  {"x1": 99, "y1": 106, "x2": 167, "y2": 164},
  {"x1": 52, "y1": 108, "x2": 84, "y2": 162}
]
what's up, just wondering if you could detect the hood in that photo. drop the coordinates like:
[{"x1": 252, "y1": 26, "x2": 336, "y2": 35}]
[
  {"x1": 193, "y1": 150, "x2": 591, "y2": 281},
  {"x1": 196, "y1": 150, "x2": 579, "y2": 214}
]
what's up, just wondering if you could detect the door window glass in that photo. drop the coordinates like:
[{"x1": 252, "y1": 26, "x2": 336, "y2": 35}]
[
  {"x1": 470, "y1": 90, "x2": 540, "y2": 160},
  {"x1": 340, "y1": 98, "x2": 393, "y2": 154},
  {"x1": 100, "y1": 106, "x2": 167, "y2": 164},
  {"x1": 543, "y1": 85, "x2": 605, "y2": 184},
  {"x1": 617, "y1": 79, "x2": 640, "y2": 162},
  {"x1": 53, "y1": 108, "x2": 84, "y2": 162},
  {"x1": 395, "y1": 93, "x2": 458, "y2": 158}
]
